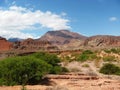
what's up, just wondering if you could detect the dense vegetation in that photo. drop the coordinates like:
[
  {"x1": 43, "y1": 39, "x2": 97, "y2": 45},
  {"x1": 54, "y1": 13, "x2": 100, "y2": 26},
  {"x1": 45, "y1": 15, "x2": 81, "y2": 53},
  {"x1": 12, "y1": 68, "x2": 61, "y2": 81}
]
[
  {"x1": 77, "y1": 50, "x2": 97, "y2": 62},
  {"x1": 0, "y1": 52, "x2": 67, "y2": 86},
  {"x1": 100, "y1": 63, "x2": 120, "y2": 75}
]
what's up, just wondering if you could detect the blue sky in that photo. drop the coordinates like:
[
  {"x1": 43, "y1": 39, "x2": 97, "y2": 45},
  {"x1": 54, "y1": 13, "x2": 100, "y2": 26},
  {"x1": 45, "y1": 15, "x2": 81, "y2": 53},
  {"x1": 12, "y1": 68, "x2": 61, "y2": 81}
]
[{"x1": 0, "y1": 0, "x2": 120, "y2": 39}]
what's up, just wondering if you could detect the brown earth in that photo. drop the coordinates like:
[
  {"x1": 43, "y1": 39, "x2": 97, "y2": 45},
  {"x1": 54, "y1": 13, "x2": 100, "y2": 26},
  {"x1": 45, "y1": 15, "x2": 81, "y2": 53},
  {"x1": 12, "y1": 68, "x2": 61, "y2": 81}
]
[{"x1": 0, "y1": 73, "x2": 120, "y2": 90}]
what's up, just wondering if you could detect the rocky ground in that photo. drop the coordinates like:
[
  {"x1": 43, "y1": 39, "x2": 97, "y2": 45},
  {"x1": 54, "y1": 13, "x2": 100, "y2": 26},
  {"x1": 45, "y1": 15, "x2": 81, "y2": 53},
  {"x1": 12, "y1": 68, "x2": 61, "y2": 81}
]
[{"x1": 0, "y1": 73, "x2": 120, "y2": 90}]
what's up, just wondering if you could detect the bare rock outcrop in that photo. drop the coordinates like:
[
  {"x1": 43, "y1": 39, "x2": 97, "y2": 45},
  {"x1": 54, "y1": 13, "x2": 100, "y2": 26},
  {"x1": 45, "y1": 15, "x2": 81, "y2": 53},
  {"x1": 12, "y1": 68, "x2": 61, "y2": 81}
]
[
  {"x1": 83, "y1": 35, "x2": 120, "y2": 48},
  {"x1": 0, "y1": 37, "x2": 13, "y2": 52},
  {"x1": 12, "y1": 38, "x2": 59, "y2": 51}
]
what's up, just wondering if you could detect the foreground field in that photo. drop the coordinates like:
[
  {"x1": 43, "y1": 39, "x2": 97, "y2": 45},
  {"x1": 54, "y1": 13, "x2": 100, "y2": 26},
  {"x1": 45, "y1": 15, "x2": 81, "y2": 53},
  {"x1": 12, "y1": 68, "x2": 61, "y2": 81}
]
[{"x1": 0, "y1": 73, "x2": 120, "y2": 90}]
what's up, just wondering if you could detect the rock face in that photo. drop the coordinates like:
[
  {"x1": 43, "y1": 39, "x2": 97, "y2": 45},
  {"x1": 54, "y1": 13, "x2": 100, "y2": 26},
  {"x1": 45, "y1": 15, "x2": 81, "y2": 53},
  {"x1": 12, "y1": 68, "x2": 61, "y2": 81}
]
[
  {"x1": 40, "y1": 30, "x2": 87, "y2": 49},
  {"x1": 13, "y1": 38, "x2": 58, "y2": 51},
  {"x1": 84, "y1": 35, "x2": 120, "y2": 48},
  {"x1": 0, "y1": 30, "x2": 120, "y2": 52},
  {"x1": 0, "y1": 37, "x2": 13, "y2": 52}
]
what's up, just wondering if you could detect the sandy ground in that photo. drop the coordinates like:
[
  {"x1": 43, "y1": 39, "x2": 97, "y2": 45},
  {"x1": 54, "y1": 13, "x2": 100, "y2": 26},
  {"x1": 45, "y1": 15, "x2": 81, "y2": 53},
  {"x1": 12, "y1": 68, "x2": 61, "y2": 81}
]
[{"x1": 0, "y1": 74, "x2": 120, "y2": 90}]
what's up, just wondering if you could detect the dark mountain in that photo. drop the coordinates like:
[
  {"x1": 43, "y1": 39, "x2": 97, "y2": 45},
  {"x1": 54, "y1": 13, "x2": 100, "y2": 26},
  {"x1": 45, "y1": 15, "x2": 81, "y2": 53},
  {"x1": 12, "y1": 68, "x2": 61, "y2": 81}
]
[{"x1": 8, "y1": 38, "x2": 23, "y2": 42}]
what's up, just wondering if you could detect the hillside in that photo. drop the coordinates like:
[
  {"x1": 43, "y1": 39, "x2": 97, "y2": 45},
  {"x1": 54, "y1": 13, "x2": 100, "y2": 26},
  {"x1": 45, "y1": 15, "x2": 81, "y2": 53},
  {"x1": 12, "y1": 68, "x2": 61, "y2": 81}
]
[
  {"x1": 84, "y1": 35, "x2": 120, "y2": 49},
  {"x1": 12, "y1": 38, "x2": 58, "y2": 51},
  {"x1": 0, "y1": 30, "x2": 120, "y2": 52},
  {"x1": 40, "y1": 30, "x2": 87, "y2": 49}
]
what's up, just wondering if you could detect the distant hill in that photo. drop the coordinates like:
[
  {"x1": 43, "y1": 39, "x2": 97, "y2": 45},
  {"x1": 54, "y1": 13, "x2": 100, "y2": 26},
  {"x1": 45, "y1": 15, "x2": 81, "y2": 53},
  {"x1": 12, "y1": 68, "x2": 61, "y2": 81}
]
[
  {"x1": 12, "y1": 38, "x2": 58, "y2": 51},
  {"x1": 84, "y1": 35, "x2": 120, "y2": 49},
  {"x1": 0, "y1": 30, "x2": 120, "y2": 52},
  {"x1": 8, "y1": 38, "x2": 23, "y2": 42},
  {"x1": 39, "y1": 30, "x2": 87, "y2": 49}
]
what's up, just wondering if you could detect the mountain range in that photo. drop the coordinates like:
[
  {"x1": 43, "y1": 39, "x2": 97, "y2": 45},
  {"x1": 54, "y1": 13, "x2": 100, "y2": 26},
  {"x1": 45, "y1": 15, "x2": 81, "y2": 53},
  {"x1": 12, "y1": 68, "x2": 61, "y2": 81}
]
[{"x1": 0, "y1": 30, "x2": 120, "y2": 52}]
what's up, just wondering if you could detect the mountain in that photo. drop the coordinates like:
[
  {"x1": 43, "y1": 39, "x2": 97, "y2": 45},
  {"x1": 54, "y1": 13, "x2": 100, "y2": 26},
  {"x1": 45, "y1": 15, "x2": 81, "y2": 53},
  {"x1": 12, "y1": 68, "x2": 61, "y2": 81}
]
[
  {"x1": 40, "y1": 30, "x2": 87, "y2": 49},
  {"x1": 0, "y1": 30, "x2": 120, "y2": 52},
  {"x1": 84, "y1": 35, "x2": 120, "y2": 48},
  {"x1": 8, "y1": 38, "x2": 23, "y2": 42},
  {"x1": 12, "y1": 38, "x2": 58, "y2": 51},
  {"x1": 0, "y1": 37, "x2": 13, "y2": 52}
]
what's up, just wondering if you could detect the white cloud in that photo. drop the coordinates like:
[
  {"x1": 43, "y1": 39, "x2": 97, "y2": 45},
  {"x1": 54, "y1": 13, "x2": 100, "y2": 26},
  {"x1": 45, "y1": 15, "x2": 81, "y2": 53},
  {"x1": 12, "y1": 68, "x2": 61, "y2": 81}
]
[
  {"x1": 109, "y1": 17, "x2": 118, "y2": 22},
  {"x1": 0, "y1": 6, "x2": 70, "y2": 39}
]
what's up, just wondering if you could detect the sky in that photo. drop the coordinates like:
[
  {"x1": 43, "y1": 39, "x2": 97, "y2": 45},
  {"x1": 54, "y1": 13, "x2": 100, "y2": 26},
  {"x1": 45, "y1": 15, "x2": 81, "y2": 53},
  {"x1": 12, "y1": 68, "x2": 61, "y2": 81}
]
[{"x1": 0, "y1": 0, "x2": 120, "y2": 39}]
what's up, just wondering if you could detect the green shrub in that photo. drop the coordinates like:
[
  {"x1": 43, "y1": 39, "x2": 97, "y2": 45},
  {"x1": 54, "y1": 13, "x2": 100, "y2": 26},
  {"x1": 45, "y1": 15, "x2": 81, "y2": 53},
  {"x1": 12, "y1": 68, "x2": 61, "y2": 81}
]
[
  {"x1": 104, "y1": 48, "x2": 120, "y2": 54},
  {"x1": 77, "y1": 50, "x2": 97, "y2": 62},
  {"x1": 82, "y1": 50, "x2": 93, "y2": 54},
  {"x1": 0, "y1": 56, "x2": 51, "y2": 85},
  {"x1": 100, "y1": 63, "x2": 120, "y2": 75},
  {"x1": 77, "y1": 54, "x2": 89, "y2": 62},
  {"x1": 82, "y1": 64, "x2": 89, "y2": 67},
  {"x1": 104, "y1": 49, "x2": 111, "y2": 53},
  {"x1": 32, "y1": 52, "x2": 60, "y2": 66},
  {"x1": 0, "y1": 52, "x2": 67, "y2": 86},
  {"x1": 103, "y1": 56, "x2": 116, "y2": 62}
]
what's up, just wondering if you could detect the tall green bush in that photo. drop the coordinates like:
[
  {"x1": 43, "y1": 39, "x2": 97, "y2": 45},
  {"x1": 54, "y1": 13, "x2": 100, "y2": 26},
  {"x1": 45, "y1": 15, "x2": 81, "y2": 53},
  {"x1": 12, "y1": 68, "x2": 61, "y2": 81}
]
[
  {"x1": 0, "y1": 52, "x2": 67, "y2": 85},
  {"x1": 0, "y1": 56, "x2": 51, "y2": 85}
]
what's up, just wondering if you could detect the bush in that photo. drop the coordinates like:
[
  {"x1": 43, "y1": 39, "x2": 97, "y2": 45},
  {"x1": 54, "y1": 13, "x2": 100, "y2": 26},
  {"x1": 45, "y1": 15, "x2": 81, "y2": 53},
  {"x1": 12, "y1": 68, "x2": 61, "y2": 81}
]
[
  {"x1": 77, "y1": 50, "x2": 97, "y2": 62},
  {"x1": 82, "y1": 50, "x2": 93, "y2": 54},
  {"x1": 0, "y1": 56, "x2": 51, "y2": 85},
  {"x1": 0, "y1": 52, "x2": 67, "y2": 86},
  {"x1": 32, "y1": 52, "x2": 64, "y2": 74},
  {"x1": 32, "y1": 52, "x2": 60, "y2": 66},
  {"x1": 103, "y1": 56, "x2": 116, "y2": 62},
  {"x1": 100, "y1": 63, "x2": 120, "y2": 75},
  {"x1": 104, "y1": 48, "x2": 120, "y2": 54},
  {"x1": 82, "y1": 64, "x2": 89, "y2": 67}
]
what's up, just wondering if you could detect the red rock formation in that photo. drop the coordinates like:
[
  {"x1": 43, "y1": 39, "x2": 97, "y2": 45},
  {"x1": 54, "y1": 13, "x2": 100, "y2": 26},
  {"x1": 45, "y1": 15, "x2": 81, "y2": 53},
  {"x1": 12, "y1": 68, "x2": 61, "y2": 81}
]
[
  {"x1": 0, "y1": 37, "x2": 13, "y2": 52},
  {"x1": 40, "y1": 30, "x2": 87, "y2": 49},
  {"x1": 84, "y1": 35, "x2": 120, "y2": 48},
  {"x1": 13, "y1": 38, "x2": 58, "y2": 51}
]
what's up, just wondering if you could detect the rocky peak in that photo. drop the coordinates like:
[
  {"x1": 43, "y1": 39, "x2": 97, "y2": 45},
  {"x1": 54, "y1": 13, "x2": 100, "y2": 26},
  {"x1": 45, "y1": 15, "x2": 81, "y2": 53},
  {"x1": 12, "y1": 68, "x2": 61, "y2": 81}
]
[{"x1": 40, "y1": 30, "x2": 87, "y2": 45}]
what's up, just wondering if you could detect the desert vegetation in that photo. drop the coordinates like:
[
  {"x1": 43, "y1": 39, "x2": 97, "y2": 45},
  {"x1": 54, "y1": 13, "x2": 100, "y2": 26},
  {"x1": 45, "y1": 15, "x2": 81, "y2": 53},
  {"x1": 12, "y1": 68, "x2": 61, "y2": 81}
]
[
  {"x1": 100, "y1": 63, "x2": 120, "y2": 75},
  {"x1": 0, "y1": 48, "x2": 120, "y2": 90},
  {"x1": 0, "y1": 52, "x2": 68, "y2": 86}
]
